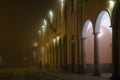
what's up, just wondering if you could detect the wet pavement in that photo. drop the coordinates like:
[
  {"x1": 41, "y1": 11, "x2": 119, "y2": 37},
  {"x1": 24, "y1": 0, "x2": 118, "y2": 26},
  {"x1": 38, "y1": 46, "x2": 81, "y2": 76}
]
[{"x1": 0, "y1": 67, "x2": 112, "y2": 80}]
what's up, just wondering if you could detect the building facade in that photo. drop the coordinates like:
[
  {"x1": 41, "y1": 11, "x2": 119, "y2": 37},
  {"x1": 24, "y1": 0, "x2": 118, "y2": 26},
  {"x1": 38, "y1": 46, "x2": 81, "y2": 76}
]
[{"x1": 38, "y1": 0, "x2": 120, "y2": 79}]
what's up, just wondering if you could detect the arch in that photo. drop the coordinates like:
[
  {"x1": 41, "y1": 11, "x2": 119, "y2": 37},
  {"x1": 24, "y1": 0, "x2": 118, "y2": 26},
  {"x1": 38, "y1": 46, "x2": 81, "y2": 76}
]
[
  {"x1": 94, "y1": 10, "x2": 112, "y2": 74},
  {"x1": 95, "y1": 10, "x2": 111, "y2": 33},
  {"x1": 81, "y1": 20, "x2": 94, "y2": 73},
  {"x1": 82, "y1": 20, "x2": 93, "y2": 38}
]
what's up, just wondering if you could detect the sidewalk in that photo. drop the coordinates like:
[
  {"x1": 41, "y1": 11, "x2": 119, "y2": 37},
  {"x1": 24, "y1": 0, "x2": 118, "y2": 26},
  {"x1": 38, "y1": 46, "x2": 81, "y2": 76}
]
[{"x1": 41, "y1": 69, "x2": 110, "y2": 80}]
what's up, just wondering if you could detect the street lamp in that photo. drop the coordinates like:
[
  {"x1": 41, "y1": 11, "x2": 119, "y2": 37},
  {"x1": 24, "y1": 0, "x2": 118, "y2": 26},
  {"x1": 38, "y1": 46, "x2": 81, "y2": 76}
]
[
  {"x1": 49, "y1": 10, "x2": 53, "y2": 18},
  {"x1": 58, "y1": 0, "x2": 64, "y2": 7},
  {"x1": 38, "y1": 30, "x2": 41, "y2": 35},
  {"x1": 34, "y1": 42, "x2": 38, "y2": 47},
  {"x1": 44, "y1": 19, "x2": 47, "y2": 26},
  {"x1": 107, "y1": 0, "x2": 116, "y2": 15},
  {"x1": 49, "y1": 10, "x2": 53, "y2": 23}
]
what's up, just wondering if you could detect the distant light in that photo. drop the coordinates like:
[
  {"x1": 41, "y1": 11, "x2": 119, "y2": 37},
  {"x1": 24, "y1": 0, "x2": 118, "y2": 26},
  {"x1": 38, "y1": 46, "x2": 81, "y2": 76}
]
[
  {"x1": 43, "y1": 19, "x2": 47, "y2": 26},
  {"x1": 38, "y1": 30, "x2": 41, "y2": 33},
  {"x1": 108, "y1": 0, "x2": 116, "y2": 13},
  {"x1": 109, "y1": 0, "x2": 115, "y2": 7},
  {"x1": 41, "y1": 47, "x2": 44, "y2": 54},
  {"x1": 58, "y1": 0, "x2": 64, "y2": 4},
  {"x1": 42, "y1": 25, "x2": 46, "y2": 29},
  {"x1": 49, "y1": 10, "x2": 53, "y2": 18},
  {"x1": 42, "y1": 23, "x2": 46, "y2": 32},
  {"x1": 38, "y1": 30, "x2": 41, "y2": 35},
  {"x1": 61, "y1": 0, "x2": 64, "y2": 3},
  {"x1": 53, "y1": 38, "x2": 56, "y2": 44},
  {"x1": 61, "y1": 0, "x2": 64, "y2": 6},
  {"x1": 56, "y1": 36, "x2": 60, "y2": 41},
  {"x1": 34, "y1": 43, "x2": 38, "y2": 47},
  {"x1": 58, "y1": 0, "x2": 64, "y2": 9}
]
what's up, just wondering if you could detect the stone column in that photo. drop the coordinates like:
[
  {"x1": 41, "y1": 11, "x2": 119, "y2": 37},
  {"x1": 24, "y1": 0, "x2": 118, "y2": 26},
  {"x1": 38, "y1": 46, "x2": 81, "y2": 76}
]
[
  {"x1": 94, "y1": 32, "x2": 100, "y2": 75},
  {"x1": 81, "y1": 37, "x2": 87, "y2": 73},
  {"x1": 50, "y1": 47, "x2": 52, "y2": 68},
  {"x1": 64, "y1": 45, "x2": 67, "y2": 71},
  {"x1": 56, "y1": 45, "x2": 58, "y2": 69},
  {"x1": 112, "y1": 24, "x2": 119, "y2": 79},
  {"x1": 53, "y1": 47, "x2": 55, "y2": 69},
  {"x1": 52, "y1": 45, "x2": 54, "y2": 69},
  {"x1": 71, "y1": 43, "x2": 75, "y2": 72},
  {"x1": 59, "y1": 41, "x2": 62, "y2": 69},
  {"x1": 59, "y1": 47, "x2": 62, "y2": 69}
]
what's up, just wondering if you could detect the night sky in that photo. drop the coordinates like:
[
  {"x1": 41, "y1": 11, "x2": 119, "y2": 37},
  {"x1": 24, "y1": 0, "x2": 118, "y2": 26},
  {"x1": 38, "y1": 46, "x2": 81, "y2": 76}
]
[{"x1": 0, "y1": 0, "x2": 55, "y2": 65}]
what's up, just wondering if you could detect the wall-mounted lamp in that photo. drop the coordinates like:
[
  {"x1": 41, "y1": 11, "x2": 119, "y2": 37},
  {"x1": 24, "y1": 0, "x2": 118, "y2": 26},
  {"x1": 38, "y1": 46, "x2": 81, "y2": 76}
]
[
  {"x1": 49, "y1": 10, "x2": 53, "y2": 18},
  {"x1": 107, "y1": 0, "x2": 116, "y2": 14},
  {"x1": 53, "y1": 38, "x2": 56, "y2": 44},
  {"x1": 44, "y1": 19, "x2": 47, "y2": 26},
  {"x1": 34, "y1": 42, "x2": 38, "y2": 47},
  {"x1": 56, "y1": 36, "x2": 60, "y2": 42}
]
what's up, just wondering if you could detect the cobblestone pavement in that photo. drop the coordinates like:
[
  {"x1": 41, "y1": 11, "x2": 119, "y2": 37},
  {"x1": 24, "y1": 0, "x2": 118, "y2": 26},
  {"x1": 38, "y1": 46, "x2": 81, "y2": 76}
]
[{"x1": 41, "y1": 69, "x2": 110, "y2": 80}]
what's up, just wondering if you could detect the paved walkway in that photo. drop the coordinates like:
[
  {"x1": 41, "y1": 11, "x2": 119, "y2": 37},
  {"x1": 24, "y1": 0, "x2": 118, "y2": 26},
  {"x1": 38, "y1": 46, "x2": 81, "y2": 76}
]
[{"x1": 41, "y1": 69, "x2": 111, "y2": 80}]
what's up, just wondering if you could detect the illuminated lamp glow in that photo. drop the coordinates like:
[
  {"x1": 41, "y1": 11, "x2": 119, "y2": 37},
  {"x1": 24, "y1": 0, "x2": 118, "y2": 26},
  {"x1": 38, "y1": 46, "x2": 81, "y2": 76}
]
[
  {"x1": 38, "y1": 30, "x2": 41, "y2": 33},
  {"x1": 109, "y1": 0, "x2": 115, "y2": 7},
  {"x1": 41, "y1": 47, "x2": 44, "y2": 54},
  {"x1": 108, "y1": 0, "x2": 116, "y2": 13},
  {"x1": 58, "y1": 0, "x2": 64, "y2": 5},
  {"x1": 42, "y1": 25, "x2": 46, "y2": 29},
  {"x1": 56, "y1": 36, "x2": 60, "y2": 41},
  {"x1": 53, "y1": 38, "x2": 56, "y2": 44},
  {"x1": 49, "y1": 10, "x2": 53, "y2": 18},
  {"x1": 44, "y1": 19, "x2": 47, "y2": 26},
  {"x1": 34, "y1": 43, "x2": 38, "y2": 47},
  {"x1": 61, "y1": 0, "x2": 64, "y2": 3},
  {"x1": 61, "y1": 0, "x2": 64, "y2": 6}
]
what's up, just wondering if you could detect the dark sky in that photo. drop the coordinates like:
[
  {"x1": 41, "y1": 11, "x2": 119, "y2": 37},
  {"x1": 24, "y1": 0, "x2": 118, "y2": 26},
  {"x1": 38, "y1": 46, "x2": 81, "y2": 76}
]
[{"x1": 0, "y1": 0, "x2": 55, "y2": 65}]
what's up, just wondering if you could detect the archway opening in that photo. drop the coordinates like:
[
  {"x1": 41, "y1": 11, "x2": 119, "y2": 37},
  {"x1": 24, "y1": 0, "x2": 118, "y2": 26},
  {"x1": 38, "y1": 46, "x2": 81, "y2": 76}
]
[
  {"x1": 96, "y1": 11, "x2": 112, "y2": 74},
  {"x1": 82, "y1": 20, "x2": 94, "y2": 73},
  {"x1": 86, "y1": 22, "x2": 94, "y2": 73}
]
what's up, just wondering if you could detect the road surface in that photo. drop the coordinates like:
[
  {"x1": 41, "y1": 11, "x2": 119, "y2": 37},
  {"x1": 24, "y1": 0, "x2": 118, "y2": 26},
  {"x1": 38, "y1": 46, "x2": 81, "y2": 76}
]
[{"x1": 0, "y1": 67, "x2": 62, "y2": 80}]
